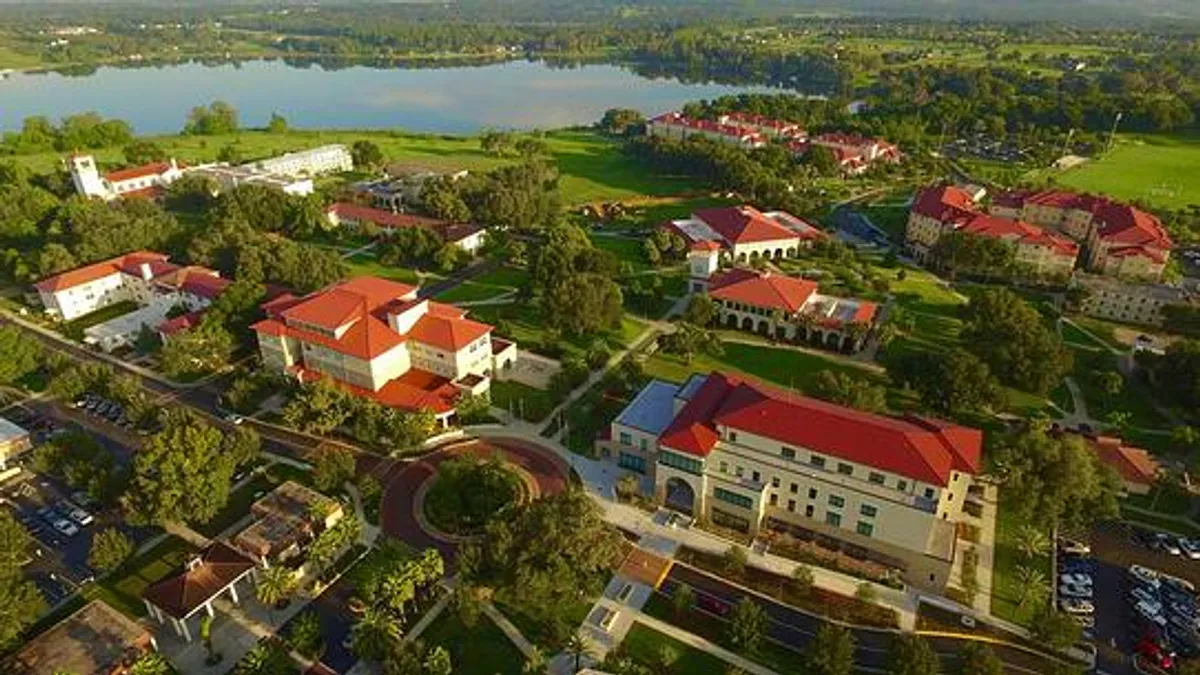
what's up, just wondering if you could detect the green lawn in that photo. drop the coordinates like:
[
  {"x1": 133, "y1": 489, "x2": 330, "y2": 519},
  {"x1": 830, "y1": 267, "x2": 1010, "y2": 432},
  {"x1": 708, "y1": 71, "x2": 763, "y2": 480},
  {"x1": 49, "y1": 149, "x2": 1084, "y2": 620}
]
[
  {"x1": 490, "y1": 379, "x2": 557, "y2": 423},
  {"x1": 85, "y1": 535, "x2": 198, "y2": 618},
  {"x1": 990, "y1": 497, "x2": 1048, "y2": 627},
  {"x1": 8, "y1": 128, "x2": 696, "y2": 208},
  {"x1": 194, "y1": 474, "x2": 275, "y2": 538},
  {"x1": 63, "y1": 300, "x2": 141, "y2": 339},
  {"x1": 1057, "y1": 133, "x2": 1200, "y2": 210},
  {"x1": 434, "y1": 281, "x2": 512, "y2": 303},
  {"x1": 421, "y1": 610, "x2": 526, "y2": 675},
  {"x1": 622, "y1": 622, "x2": 732, "y2": 675},
  {"x1": 892, "y1": 267, "x2": 967, "y2": 318},
  {"x1": 1068, "y1": 316, "x2": 1131, "y2": 351},
  {"x1": 472, "y1": 266, "x2": 530, "y2": 289},
  {"x1": 1069, "y1": 345, "x2": 1168, "y2": 430},
  {"x1": 1125, "y1": 485, "x2": 1193, "y2": 517},
  {"x1": 344, "y1": 253, "x2": 420, "y2": 284},
  {"x1": 590, "y1": 234, "x2": 652, "y2": 272},
  {"x1": 468, "y1": 301, "x2": 647, "y2": 359}
]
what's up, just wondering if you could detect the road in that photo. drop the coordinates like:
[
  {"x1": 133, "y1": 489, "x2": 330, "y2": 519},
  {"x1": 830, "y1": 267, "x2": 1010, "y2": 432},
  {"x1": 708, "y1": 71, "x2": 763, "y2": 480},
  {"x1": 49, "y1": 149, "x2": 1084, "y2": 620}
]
[{"x1": 662, "y1": 562, "x2": 1070, "y2": 675}]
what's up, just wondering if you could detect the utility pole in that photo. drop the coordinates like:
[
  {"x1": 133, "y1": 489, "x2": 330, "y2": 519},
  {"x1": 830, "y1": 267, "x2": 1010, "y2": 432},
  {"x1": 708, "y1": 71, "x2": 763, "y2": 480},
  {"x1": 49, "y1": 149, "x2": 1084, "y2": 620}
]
[
  {"x1": 1105, "y1": 111, "x2": 1123, "y2": 156},
  {"x1": 1058, "y1": 128, "x2": 1076, "y2": 162}
]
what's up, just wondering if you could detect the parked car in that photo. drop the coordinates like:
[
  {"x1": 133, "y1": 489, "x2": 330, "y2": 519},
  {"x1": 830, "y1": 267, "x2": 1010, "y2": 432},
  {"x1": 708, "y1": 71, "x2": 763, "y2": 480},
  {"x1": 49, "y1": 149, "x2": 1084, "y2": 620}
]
[
  {"x1": 1060, "y1": 573, "x2": 1092, "y2": 586},
  {"x1": 62, "y1": 504, "x2": 92, "y2": 526},
  {"x1": 1154, "y1": 533, "x2": 1183, "y2": 556},
  {"x1": 1131, "y1": 565, "x2": 1162, "y2": 588},
  {"x1": 52, "y1": 519, "x2": 78, "y2": 536},
  {"x1": 1135, "y1": 601, "x2": 1168, "y2": 627},
  {"x1": 1060, "y1": 584, "x2": 1093, "y2": 599},
  {"x1": 1072, "y1": 615, "x2": 1096, "y2": 629},
  {"x1": 1059, "y1": 538, "x2": 1091, "y2": 555},
  {"x1": 1060, "y1": 598, "x2": 1095, "y2": 615},
  {"x1": 1137, "y1": 639, "x2": 1175, "y2": 671},
  {"x1": 1130, "y1": 586, "x2": 1162, "y2": 610},
  {"x1": 1180, "y1": 538, "x2": 1200, "y2": 560}
]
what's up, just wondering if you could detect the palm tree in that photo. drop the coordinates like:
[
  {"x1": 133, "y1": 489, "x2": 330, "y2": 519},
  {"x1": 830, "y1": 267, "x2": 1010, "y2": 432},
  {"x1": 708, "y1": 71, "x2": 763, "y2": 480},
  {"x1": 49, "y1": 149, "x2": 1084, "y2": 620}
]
[
  {"x1": 351, "y1": 608, "x2": 402, "y2": 662},
  {"x1": 255, "y1": 566, "x2": 295, "y2": 624},
  {"x1": 522, "y1": 645, "x2": 548, "y2": 674},
  {"x1": 382, "y1": 568, "x2": 416, "y2": 620},
  {"x1": 1016, "y1": 566, "x2": 1049, "y2": 609},
  {"x1": 564, "y1": 631, "x2": 595, "y2": 674},
  {"x1": 1016, "y1": 526, "x2": 1050, "y2": 561}
]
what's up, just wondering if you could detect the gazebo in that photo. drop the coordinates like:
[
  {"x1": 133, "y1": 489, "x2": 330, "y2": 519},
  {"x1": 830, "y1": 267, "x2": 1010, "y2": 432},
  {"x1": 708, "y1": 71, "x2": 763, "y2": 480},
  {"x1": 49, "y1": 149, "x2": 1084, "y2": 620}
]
[{"x1": 142, "y1": 542, "x2": 256, "y2": 642}]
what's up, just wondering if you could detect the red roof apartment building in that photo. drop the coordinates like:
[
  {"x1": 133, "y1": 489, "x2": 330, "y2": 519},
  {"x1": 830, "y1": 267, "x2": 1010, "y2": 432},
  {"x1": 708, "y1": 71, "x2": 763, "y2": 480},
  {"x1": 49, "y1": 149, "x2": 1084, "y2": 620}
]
[
  {"x1": 600, "y1": 371, "x2": 983, "y2": 592},
  {"x1": 906, "y1": 185, "x2": 1080, "y2": 281},
  {"x1": 666, "y1": 205, "x2": 825, "y2": 266},
  {"x1": 324, "y1": 202, "x2": 486, "y2": 254},
  {"x1": 252, "y1": 276, "x2": 518, "y2": 423}
]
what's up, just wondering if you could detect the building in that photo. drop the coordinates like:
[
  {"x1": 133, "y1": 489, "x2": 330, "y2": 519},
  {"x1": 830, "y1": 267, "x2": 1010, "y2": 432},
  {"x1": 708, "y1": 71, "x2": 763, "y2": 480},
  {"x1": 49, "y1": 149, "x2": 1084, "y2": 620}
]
[
  {"x1": 906, "y1": 185, "x2": 1079, "y2": 280},
  {"x1": 252, "y1": 276, "x2": 518, "y2": 425},
  {"x1": 69, "y1": 155, "x2": 185, "y2": 201},
  {"x1": 6, "y1": 600, "x2": 155, "y2": 675},
  {"x1": 232, "y1": 481, "x2": 345, "y2": 567},
  {"x1": 1073, "y1": 274, "x2": 1193, "y2": 327},
  {"x1": 248, "y1": 144, "x2": 353, "y2": 177},
  {"x1": 186, "y1": 164, "x2": 314, "y2": 196},
  {"x1": 33, "y1": 251, "x2": 234, "y2": 351},
  {"x1": 696, "y1": 263, "x2": 878, "y2": 353},
  {"x1": 0, "y1": 417, "x2": 32, "y2": 470},
  {"x1": 793, "y1": 133, "x2": 902, "y2": 175},
  {"x1": 717, "y1": 112, "x2": 806, "y2": 140},
  {"x1": 325, "y1": 202, "x2": 486, "y2": 254},
  {"x1": 356, "y1": 166, "x2": 470, "y2": 211},
  {"x1": 990, "y1": 190, "x2": 1173, "y2": 282},
  {"x1": 599, "y1": 371, "x2": 982, "y2": 591},
  {"x1": 664, "y1": 205, "x2": 824, "y2": 264},
  {"x1": 646, "y1": 112, "x2": 770, "y2": 149},
  {"x1": 142, "y1": 542, "x2": 257, "y2": 643},
  {"x1": 1089, "y1": 436, "x2": 1162, "y2": 496}
]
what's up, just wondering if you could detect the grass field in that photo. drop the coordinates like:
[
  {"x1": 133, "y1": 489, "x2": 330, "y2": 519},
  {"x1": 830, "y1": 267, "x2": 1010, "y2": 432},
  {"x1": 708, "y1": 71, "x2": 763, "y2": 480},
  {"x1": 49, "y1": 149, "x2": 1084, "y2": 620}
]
[
  {"x1": 990, "y1": 499, "x2": 1049, "y2": 627},
  {"x1": 433, "y1": 280, "x2": 513, "y2": 303},
  {"x1": 1057, "y1": 134, "x2": 1200, "y2": 210},
  {"x1": 87, "y1": 535, "x2": 198, "y2": 618},
  {"x1": 490, "y1": 379, "x2": 557, "y2": 423},
  {"x1": 344, "y1": 253, "x2": 420, "y2": 284},
  {"x1": 8, "y1": 128, "x2": 698, "y2": 208},
  {"x1": 421, "y1": 611, "x2": 526, "y2": 675},
  {"x1": 622, "y1": 622, "x2": 732, "y2": 675}
]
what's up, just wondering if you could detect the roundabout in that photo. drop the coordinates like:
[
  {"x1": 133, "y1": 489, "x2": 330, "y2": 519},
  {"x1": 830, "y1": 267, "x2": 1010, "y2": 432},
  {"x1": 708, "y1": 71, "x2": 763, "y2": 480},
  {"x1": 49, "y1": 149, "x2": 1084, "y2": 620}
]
[{"x1": 379, "y1": 436, "x2": 571, "y2": 556}]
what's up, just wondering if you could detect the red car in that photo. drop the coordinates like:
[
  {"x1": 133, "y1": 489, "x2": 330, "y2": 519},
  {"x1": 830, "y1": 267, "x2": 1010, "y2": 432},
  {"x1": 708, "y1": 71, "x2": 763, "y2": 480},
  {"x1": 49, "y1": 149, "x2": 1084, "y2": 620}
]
[{"x1": 1138, "y1": 639, "x2": 1175, "y2": 671}]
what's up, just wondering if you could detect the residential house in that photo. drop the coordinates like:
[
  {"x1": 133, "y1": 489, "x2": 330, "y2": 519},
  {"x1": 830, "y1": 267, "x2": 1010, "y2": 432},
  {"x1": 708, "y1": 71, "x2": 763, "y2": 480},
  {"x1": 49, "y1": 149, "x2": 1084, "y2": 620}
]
[
  {"x1": 325, "y1": 202, "x2": 486, "y2": 254},
  {"x1": 252, "y1": 276, "x2": 518, "y2": 425},
  {"x1": 599, "y1": 371, "x2": 983, "y2": 592},
  {"x1": 646, "y1": 112, "x2": 769, "y2": 149},
  {"x1": 1089, "y1": 436, "x2": 1162, "y2": 496},
  {"x1": 664, "y1": 205, "x2": 824, "y2": 264},
  {"x1": 990, "y1": 190, "x2": 1173, "y2": 282},
  {"x1": 793, "y1": 133, "x2": 902, "y2": 175},
  {"x1": 1074, "y1": 274, "x2": 1194, "y2": 327},
  {"x1": 6, "y1": 600, "x2": 155, "y2": 675}
]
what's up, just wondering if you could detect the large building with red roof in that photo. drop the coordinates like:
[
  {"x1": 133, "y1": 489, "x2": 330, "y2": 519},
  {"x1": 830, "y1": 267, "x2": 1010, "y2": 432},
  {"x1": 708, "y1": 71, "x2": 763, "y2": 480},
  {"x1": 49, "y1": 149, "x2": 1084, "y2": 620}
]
[
  {"x1": 68, "y1": 154, "x2": 184, "y2": 201},
  {"x1": 601, "y1": 371, "x2": 983, "y2": 591},
  {"x1": 702, "y1": 267, "x2": 879, "y2": 353},
  {"x1": 325, "y1": 202, "x2": 486, "y2": 254},
  {"x1": 988, "y1": 189, "x2": 1172, "y2": 282},
  {"x1": 665, "y1": 205, "x2": 825, "y2": 264},
  {"x1": 252, "y1": 276, "x2": 518, "y2": 423},
  {"x1": 647, "y1": 112, "x2": 774, "y2": 149},
  {"x1": 906, "y1": 185, "x2": 1080, "y2": 280},
  {"x1": 793, "y1": 132, "x2": 902, "y2": 176}
]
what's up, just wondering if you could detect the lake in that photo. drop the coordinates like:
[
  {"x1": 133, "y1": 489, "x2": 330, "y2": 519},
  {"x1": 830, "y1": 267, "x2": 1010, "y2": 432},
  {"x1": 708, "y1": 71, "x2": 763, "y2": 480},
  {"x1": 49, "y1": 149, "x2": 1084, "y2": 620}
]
[{"x1": 0, "y1": 59, "x2": 793, "y2": 134}]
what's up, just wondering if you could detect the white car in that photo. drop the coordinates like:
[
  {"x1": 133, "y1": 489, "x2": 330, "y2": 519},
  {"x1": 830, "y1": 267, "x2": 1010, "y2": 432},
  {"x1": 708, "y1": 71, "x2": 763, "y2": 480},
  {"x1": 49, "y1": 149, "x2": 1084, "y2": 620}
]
[
  {"x1": 1072, "y1": 615, "x2": 1096, "y2": 629},
  {"x1": 1060, "y1": 584, "x2": 1093, "y2": 599},
  {"x1": 65, "y1": 506, "x2": 93, "y2": 526},
  {"x1": 52, "y1": 519, "x2": 78, "y2": 536},
  {"x1": 1135, "y1": 601, "x2": 1168, "y2": 627},
  {"x1": 1059, "y1": 598, "x2": 1095, "y2": 615},
  {"x1": 1059, "y1": 538, "x2": 1091, "y2": 555},
  {"x1": 1130, "y1": 587, "x2": 1161, "y2": 611},
  {"x1": 1060, "y1": 573, "x2": 1092, "y2": 587},
  {"x1": 1180, "y1": 538, "x2": 1200, "y2": 560},
  {"x1": 1154, "y1": 533, "x2": 1182, "y2": 555},
  {"x1": 1131, "y1": 564, "x2": 1161, "y2": 588}
]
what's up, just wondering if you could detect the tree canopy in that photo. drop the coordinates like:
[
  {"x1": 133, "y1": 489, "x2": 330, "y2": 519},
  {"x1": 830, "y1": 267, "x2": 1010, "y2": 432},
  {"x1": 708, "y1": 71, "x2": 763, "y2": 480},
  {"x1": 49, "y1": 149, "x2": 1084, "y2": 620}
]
[{"x1": 959, "y1": 288, "x2": 1071, "y2": 395}]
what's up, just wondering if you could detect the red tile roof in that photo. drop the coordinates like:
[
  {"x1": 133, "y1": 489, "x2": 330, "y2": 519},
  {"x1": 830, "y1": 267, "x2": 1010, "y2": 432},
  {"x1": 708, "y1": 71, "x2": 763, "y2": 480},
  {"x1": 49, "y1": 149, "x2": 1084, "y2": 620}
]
[
  {"x1": 298, "y1": 366, "x2": 460, "y2": 414},
  {"x1": 142, "y1": 542, "x2": 255, "y2": 619},
  {"x1": 960, "y1": 214, "x2": 1079, "y2": 257},
  {"x1": 408, "y1": 311, "x2": 492, "y2": 352},
  {"x1": 105, "y1": 161, "x2": 174, "y2": 184},
  {"x1": 650, "y1": 112, "x2": 766, "y2": 144},
  {"x1": 33, "y1": 251, "x2": 172, "y2": 292},
  {"x1": 158, "y1": 310, "x2": 204, "y2": 336},
  {"x1": 911, "y1": 185, "x2": 979, "y2": 223},
  {"x1": 659, "y1": 372, "x2": 983, "y2": 485},
  {"x1": 1091, "y1": 436, "x2": 1160, "y2": 486},
  {"x1": 708, "y1": 269, "x2": 818, "y2": 313},
  {"x1": 694, "y1": 206, "x2": 801, "y2": 245},
  {"x1": 327, "y1": 202, "x2": 483, "y2": 244},
  {"x1": 1007, "y1": 190, "x2": 1172, "y2": 251},
  {"x1": 690, "y1": 239, "x2": 722, "y2": 252}
]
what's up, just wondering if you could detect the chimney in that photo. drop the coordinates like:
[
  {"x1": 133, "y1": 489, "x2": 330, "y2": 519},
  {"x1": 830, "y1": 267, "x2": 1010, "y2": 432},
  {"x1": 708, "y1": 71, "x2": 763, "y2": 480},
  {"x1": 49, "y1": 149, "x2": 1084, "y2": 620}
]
[{"x1": 139, "y1": 262, "x2": 153, "y2": 280}]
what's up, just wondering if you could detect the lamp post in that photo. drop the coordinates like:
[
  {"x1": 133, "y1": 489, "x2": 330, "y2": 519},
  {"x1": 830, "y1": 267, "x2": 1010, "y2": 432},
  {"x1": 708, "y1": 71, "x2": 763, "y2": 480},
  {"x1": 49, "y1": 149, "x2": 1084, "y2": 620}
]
[{"x1": 1105, "y1": 111, "x2": 1123, "y2": 156}]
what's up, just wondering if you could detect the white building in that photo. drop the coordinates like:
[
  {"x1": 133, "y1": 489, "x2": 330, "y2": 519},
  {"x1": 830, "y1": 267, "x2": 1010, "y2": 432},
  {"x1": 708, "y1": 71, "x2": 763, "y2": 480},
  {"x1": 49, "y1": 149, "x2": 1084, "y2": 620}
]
[
  {"x1": 187, "y1": 164, "x2": 314, "y2": 196},
  {"x1": 326, "y1": 202, "x2": 485, "y2": 254},
  {"x1": 248, "y1": 144, "x2": 353, "y2": 177},
  {"x1": 663, "y1": 205, "x2": 824, "y2": 264},
  {"x1": 1074, "y1": 274, "x2": 1194, "y2": 327},
  {"x1": 599, "y1": 371, "x2": 983, "y2": 592},
  {"x1": 69, "y1": 155, "x2": 185, "y2": 201}
]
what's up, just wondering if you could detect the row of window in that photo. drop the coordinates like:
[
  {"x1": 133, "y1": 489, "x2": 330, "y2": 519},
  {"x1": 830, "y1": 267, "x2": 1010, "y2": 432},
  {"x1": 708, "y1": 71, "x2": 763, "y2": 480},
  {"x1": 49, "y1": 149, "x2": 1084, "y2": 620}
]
[
  {"x1": 618, "y1": 432, "x2": 650, "y2": 452},
  {"x1": 767, "y1": 494, "x2": 875, "y2": 537},
  {"x1": 714, "y1": 487, "x2": 753, "y2": 509},
  {"x1": 768, "y1": 491, "x2": 877, "y2": 518},
  {"x1": 659, "y1": 451, "x2": 703, "y2": 475},
  {"x1": 723, "y1": 448, "x2": 937, "y2": 502}
]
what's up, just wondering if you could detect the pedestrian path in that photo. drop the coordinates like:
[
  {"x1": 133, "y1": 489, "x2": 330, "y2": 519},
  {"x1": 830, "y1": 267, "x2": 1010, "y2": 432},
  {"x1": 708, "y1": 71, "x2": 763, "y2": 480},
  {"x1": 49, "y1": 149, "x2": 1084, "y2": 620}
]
[
  {"x1": 631, "y1": 610, "x2": 779, "y2": 675},
  {"x1": 483, "y1": 602, "x2": 538, "y2": 659}
]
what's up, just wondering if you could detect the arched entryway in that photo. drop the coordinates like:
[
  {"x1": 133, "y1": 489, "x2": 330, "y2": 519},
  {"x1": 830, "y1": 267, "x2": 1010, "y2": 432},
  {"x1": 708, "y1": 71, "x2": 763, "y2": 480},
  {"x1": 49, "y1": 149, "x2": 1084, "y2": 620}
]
[
  {"x1": 726, "y1": 314, "x2": 739, "y2": 328},
  {"x1": 664, "y1": 477, "x2": 696, "y2": 515},
  {"x1": 741, "y1": 316, "x2": 754, "y2": 330}
]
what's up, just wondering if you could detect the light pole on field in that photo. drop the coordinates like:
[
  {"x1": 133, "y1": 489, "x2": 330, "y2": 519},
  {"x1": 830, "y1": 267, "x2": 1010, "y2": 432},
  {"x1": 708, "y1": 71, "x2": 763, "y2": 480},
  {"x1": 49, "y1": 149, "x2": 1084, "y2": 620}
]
[{"x1": 1105, "y1": 111, "x2": 1123, "y2": 156}]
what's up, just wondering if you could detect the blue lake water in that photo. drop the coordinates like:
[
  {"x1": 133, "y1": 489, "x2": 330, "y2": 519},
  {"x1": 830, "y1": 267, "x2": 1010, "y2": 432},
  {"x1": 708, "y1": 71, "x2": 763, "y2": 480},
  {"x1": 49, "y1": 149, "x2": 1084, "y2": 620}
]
[{"x1": 0, "y1": 59, "x2": 791, "y2": 134}]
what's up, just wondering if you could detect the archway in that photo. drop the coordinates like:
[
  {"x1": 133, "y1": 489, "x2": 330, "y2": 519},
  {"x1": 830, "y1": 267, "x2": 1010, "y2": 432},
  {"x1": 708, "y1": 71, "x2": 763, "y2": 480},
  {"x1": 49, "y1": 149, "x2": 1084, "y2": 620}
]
[
  {"x1": 741, "y1": 316, "x2": 755, "y2": 331},
  {"x1": 757, "y1": 320, "x2": 770, "y2": 336},
  {"x1": 786, "y1": 247, "x2": 797, "y2": 258},
  {"x1": 774, "y1": 324, "x2": 788, "y2": 340},
  {"x1": 825, "y1": 332, "x2": 842, "y2": 349},
  {"x1": 725, "y1": 313, "x2": 739, "y2": 328},
  {"x1": 664, "y1": 477, "x2": 696, "y2": 515},
  {"x1": 775, "y1": 248, "x2": 784, "y2": 259}
]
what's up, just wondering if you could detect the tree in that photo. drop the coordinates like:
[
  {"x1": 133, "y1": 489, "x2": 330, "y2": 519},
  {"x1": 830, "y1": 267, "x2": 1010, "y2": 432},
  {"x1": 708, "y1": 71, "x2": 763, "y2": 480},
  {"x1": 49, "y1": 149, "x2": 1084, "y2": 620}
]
[
  {"x1": 671, "y1": 584, "x2": 695, "y2": 618},
  {"x1": 809, "y1": 369, "x2": 887, "y2": 413},
  {"x1": 0, "y1": 325, "x2": 42, "y2": 387},
  {"x1": 1144, "y1": 339, "x2": 1200, "y2": 411},
  {"x1": 313, "y1": 445, "x2": 356, "y2": 492},
  {"x1": 544, "y1": 273, "x2": 623, "y2": 336},
  {"x1": 682, "y1": 294, "x2": 717, "y2": 327},
  {"x1": 886, "y1": 349, "x2": 998, "y2": 415},
  {"x1": 1017, "y1": 525, "x2": 1051, "y2": 560},
  {"x1": 287, "y1": 610, "x2": 324, "y2": 659},
  {"x1": 959, "y1": 289, "x2": 1072, "y2": 395},
  {"x1": 256, "y1": 565, "x2": 296, "y2": 622},
  {"x1": 128, "y1": 653, "x2": 174, "y2": 675},
  {"x1": 722, "y1": 545, "x2": 748, "y2": 576},
  {"x1": 931, "y1": 231, "x2": 1016, "y2": 280},
  {"x1": 566, "y1": 631, "x2": 596, "y2": 673},
  {"x1": 804, "y1": 145, "x2": 840, "y2": 176},
  {"x1": 233, "y1": 640, "x2": 294, "y2": 675},
  {"x1": 159, "y1": 322, "x2": 235, "y2": 378},
  {"x1": 125, "y1": 410, "x2": 238, "y2": 525},
  {"x1": 658, "y1": 643, "x2": 681, "y2": 670},
  {"x1": 888, "y1": 634, "x2": 940, "y2": 675},
  {"x1": 1030, "y1": 605, "x2": 1082, "y2": 651},
  {"x1": 352, "y1": 140, "x2": 384, "y2": 169},
  {"x1": 523, "y1": 646, "x2": 548, "y2": 674},
  {"x1": 88, "y1": 527, "x2": 133, "y2": 572},
  {"x1": 727, "y1": 599, "x2": 768, "y2": 655},
  {"x1": 791, "y1": 564, "x2": 815, "y2": 597},
  {"x1": 456, "y1": 392, "x2": 493, "y2": 425},
  {"x1": 955, "y1": 642, "x2": 1003, "y2": 675},
  {"x1": 805, "y1": 624, "x2": 856, "y2": 675},
  {"x1": 124, "y1": 139, "x2": 168, "y2": 165},
  {"x1": 855, "y1": 581, "x2": 877, "y2": 605},
  {"x1": 1015, "y1": 566, "x2": 1049, "y2": 609},
  {"x1": 185, "y1": 101, "x2": 239, "y2": 135},
  {"x1": 598, "y1": 108, "x2": 645, "y2": 135},
  {"x1": 0, "y1": 511, "x2": 45, "y2": 649},
  {"x1": 1097, "y1": 370, "x2": 1124, "y2": 406},
  {"x1": 988, "y1": 428, "x2": 1121, "y2": 531},
  {"x1": 423, "y1": 646, "x2": 453, "y2": 675},
  {"x1": 267, "y1": 113, "x2": 289, "y2": 134}
]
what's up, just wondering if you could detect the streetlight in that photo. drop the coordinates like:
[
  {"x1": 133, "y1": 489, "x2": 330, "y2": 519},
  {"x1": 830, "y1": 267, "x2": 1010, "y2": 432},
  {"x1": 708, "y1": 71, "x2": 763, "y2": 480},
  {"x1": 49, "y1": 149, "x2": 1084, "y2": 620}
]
[{"x1": 1105, "y1": 111, "x2": 1123, "y2": 156}]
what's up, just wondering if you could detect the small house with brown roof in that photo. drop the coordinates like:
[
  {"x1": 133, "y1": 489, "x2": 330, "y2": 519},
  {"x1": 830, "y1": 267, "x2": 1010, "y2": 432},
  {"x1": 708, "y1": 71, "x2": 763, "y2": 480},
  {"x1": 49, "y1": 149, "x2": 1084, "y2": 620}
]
[
  {"x1": 1090, "y1": 436, "x2": 1163, "y2": 495},
  {"x1": 142, "y1": 542, "x2": 256, "y2": 642},
  {"x1": 232, "y1": 481, "x2": 345, "y2": 567},
  {"x1": 6, "y1": 600, "x2": 155, "y2": 675}
]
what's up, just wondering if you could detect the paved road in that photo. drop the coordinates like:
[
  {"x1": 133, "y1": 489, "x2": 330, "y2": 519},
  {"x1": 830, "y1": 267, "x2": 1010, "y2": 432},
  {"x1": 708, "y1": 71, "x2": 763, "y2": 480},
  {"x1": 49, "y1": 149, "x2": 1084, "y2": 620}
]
[
  {"x1": 663, "y1": 562, "x2": 1066, "y2": 675},
  {"x1": 415, "y1": 258, "x2": 498, "y2": 300}
]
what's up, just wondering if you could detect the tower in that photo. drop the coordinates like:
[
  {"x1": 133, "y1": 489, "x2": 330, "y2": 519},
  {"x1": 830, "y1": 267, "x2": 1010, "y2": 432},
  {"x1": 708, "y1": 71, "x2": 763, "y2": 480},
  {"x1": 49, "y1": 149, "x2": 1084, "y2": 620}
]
[
  {"x1": 68, "y1": 154, "x2": 111, "y2": 199},
  {"x1": 687, "y1": 240, "x2": 722, "y2": 293}
]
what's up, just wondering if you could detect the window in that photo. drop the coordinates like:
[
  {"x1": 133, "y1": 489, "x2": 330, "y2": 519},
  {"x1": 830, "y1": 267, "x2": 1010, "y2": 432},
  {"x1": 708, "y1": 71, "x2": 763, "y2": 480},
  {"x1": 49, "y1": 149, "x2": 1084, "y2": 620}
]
[
  {"x1": 728, "y1": 431, "x2": 738, "y2": 442},
  {"x1": 752, "y1": 471, "x2": 761, "y2": 483},
  {"x1": 809, "y1": 455, "x2": 826, "y2": 469},
  {"x1": 897, "y1": 479, "x2": 908, "y2": 492},
  {"x1": 735, "y1": 466, "x2": 744, "y2": 478},
  {"x1": 790, "y1": 483, "x2": 798, "y2": 494},
  {"x1": 828, "y1": 495, "x2": 845, "y2": 508},
  {"x1": 860, "y1": 504, "x2": 878, "y2": 518},
  {"x1": 771, "y1": 477, "x2": 780, "y2": 488},
  {"x1": 826, "y1": 512, "x2": 842, "y2": 527},
  {"x1": 639, "y1": 438, "x2": 648, "y2": 451},
  {"x1": 619, "y1": 432, "x2": 633, "y2": 446},
  {"x1": 787, "y1": 499, "x2": 796, "y2": 512},
  {"x1": 808, "y1": 488, "x2": 818, "y2": 500},
  {"x1": 659, "y1": 451, "x2": 703, "y2": 475},
  {"x1": 924, "y1": 487, "x2": 936, "y2": 500},
  {"x1": 781, "y1": 447, "x2": 796, "y2": 461},
  {"x1": 719, "y1": 461, "x2": 728, "y2": 474},
  {"x1": 868, "y1": 472, "x2": 885, "y2": 485},
  {"x1": 617, "y1": 452, "x2": 646, "y2": 474},
  {"x1": 857, "y1": 521, "x2": 874, "y2": 537},
  {"x1": 769, "y1": 494, "x2": 778, "y2": 506},
  {"x1": 714, "y1": 487, "x2": 753, "y2": 510},
  {"x1": 837, "y1": 463, "x2": 853, "y2": 476}
]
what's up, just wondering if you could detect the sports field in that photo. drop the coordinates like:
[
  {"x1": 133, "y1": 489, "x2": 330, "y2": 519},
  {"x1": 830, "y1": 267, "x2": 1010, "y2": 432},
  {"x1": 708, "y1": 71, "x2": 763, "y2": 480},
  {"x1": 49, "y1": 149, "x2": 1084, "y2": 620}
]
[{"x1": 1057, "y1": 134, "x2": 1200, "y2": 210}]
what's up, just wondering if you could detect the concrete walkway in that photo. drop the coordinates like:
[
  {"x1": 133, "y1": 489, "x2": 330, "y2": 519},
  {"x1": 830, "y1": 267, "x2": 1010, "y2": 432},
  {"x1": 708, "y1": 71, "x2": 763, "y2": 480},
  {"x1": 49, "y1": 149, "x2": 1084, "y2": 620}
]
[
  {"x1": 163, "y1": 520, "x2": 213, "y2": 549},
  {"x1": 483, "y1": 602, "x2": 538, "y2": 659},
  {"x1": 404, "y1": 594, "x2": 450, "y2": 642},
  {"x1": 631, "y1": 610, "x2": 779, "y2": 675}
]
